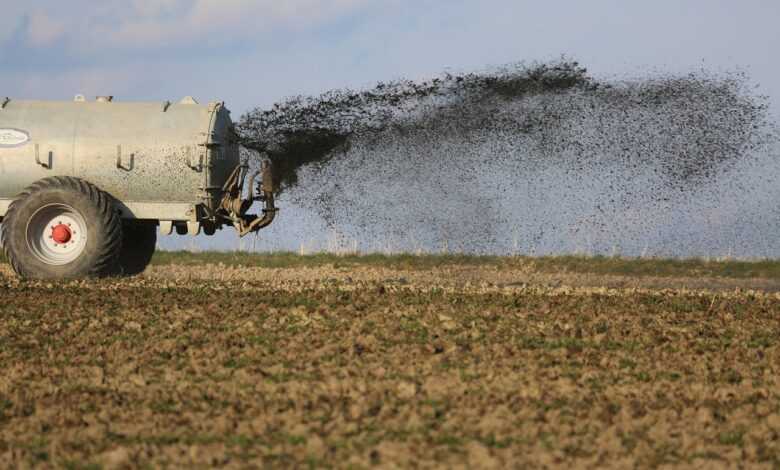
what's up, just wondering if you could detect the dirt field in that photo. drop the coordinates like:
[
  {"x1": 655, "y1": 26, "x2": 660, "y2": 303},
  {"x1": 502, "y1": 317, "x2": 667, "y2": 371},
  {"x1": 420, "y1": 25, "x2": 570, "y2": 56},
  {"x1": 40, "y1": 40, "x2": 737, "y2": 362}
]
[{"x1": 1, "y1": 254, "x2": 779, "y2": 468}]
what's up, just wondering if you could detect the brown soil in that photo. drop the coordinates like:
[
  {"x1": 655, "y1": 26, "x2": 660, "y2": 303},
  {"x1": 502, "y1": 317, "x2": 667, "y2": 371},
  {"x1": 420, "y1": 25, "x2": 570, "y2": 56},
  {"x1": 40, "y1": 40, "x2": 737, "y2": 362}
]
[{"x1": 1, "y1": 261, "x2": 779, "y2": 468}]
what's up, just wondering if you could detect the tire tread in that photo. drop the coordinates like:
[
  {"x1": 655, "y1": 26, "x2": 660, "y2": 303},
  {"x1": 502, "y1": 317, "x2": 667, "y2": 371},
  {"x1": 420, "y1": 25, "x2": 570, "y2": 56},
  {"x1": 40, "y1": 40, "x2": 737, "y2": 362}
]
[{"x1": 2, "y1": 177, "x2": 122, "y2": 278}]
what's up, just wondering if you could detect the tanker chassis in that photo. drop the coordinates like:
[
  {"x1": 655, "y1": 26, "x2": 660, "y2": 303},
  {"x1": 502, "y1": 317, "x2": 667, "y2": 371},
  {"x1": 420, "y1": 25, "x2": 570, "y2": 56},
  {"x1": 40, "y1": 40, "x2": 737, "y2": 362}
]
[{"x1": 0, "y1": 96, "x2": 276, "y2": 279}]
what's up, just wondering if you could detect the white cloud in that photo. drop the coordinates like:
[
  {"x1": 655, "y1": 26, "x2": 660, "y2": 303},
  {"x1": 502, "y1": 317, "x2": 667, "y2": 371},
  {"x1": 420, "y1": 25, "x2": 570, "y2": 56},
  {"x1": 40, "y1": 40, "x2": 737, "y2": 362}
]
[
  {"x1": 16, "y1": 0, "x2": 373, "y2": 53},
  {"x1": 26, "y1": 10, "x2": 67, "y2": 46}
]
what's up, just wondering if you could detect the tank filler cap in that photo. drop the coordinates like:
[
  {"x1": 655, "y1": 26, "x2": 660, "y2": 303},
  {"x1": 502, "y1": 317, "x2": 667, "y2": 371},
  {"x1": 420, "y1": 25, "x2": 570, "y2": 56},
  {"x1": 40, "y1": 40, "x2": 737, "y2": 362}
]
[
  {"x1": 96, "y1": 96, "x2": 113, "y2": 103},
  {"x1": 180, "y1": 96, "x2": 199, "y2": 105},
  {"x1": 74, "y1": 94, "x2": 86, "y2": 102}
]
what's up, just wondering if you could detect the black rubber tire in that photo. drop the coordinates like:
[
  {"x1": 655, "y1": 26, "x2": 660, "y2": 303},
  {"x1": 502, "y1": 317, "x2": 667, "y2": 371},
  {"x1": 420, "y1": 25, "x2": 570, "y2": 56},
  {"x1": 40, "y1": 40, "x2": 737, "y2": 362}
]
[
  {"x1": 1, "y1": 177, "x2": 122, "y2": 279},
  {"x1": 118, "y1": 221, "x2": 157, "y2": 276}
]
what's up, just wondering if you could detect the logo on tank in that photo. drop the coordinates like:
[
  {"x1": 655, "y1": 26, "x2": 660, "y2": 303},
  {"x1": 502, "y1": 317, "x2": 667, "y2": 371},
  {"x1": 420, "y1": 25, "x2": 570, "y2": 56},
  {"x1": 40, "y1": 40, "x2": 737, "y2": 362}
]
[{"x1": 0, "y1": 128, "x2": 30, "y2": 148}]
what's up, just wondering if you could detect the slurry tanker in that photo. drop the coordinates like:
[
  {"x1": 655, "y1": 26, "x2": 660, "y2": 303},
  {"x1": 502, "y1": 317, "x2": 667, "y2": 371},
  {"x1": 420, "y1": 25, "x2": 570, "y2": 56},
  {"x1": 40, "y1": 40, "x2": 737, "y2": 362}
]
[{"x1": 0, "y1": 96, "x2": 276, "y2": 279}]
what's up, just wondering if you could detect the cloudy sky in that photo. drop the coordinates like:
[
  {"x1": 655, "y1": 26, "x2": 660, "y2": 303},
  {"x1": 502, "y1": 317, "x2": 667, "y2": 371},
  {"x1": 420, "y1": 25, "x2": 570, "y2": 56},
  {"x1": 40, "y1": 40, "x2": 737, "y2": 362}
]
[
  {"x1": 2, "y1": 1, "x2": 778, "y2": 252},
  {"x1": 2, "y1": 1, "x2": 779, "y2": 116}
]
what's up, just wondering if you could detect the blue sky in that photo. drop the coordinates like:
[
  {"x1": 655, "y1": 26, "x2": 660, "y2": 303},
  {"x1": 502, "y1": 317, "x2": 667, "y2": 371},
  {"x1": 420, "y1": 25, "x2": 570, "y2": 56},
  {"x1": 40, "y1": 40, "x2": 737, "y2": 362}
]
[
  {"x1": 2, "y1": 1, "x2": 779, "y2": 253},
  {"x1": 2, "y1": 1, "x2": 779, "y2": 116}
]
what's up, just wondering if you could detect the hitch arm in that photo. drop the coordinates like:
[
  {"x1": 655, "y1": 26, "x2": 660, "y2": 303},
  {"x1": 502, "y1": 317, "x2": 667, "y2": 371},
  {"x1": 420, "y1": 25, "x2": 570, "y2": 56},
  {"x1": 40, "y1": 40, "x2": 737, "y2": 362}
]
[{"x1": 238, "y1": 161, "x2": 277, "y2": 236}]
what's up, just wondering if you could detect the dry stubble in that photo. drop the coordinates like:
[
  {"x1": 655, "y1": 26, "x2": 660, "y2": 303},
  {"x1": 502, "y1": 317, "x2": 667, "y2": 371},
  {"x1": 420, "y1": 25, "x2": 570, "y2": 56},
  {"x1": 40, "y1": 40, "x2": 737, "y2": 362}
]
[{"x1": 0, "y1": 260, "x2": 779, "y2": 468}]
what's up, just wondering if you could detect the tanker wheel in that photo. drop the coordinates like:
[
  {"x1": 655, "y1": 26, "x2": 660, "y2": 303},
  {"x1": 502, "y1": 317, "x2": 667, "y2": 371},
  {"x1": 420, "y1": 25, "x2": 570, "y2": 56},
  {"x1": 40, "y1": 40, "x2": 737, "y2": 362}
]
[
  {"x1": 117, "y1": 221, "x2": 157, "y2": 276},
  {"x1": 1, "y1": 177, "x2": 122, "y2": 279}
]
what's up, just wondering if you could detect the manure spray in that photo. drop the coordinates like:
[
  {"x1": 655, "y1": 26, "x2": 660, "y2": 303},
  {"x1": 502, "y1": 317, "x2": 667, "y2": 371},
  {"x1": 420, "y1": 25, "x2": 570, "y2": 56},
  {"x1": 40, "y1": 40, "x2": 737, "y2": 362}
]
[{"x1": 235, "y1": 60, "x2": 778, "y2": 257}]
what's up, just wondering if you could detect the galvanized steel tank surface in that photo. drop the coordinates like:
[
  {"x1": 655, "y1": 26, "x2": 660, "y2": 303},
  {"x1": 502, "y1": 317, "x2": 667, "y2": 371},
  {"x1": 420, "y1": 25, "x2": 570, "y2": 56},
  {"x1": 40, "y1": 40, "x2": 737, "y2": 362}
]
[{"x1": 0, "y1": 96, "x2": 240, "y2": 211}]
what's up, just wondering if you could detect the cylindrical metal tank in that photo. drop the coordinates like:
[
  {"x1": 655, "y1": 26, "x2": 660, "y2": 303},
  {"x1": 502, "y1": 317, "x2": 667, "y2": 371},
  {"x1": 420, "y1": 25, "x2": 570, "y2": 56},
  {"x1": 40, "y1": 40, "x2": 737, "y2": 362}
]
[
  {"x1": 0, "y1": 96, "x2": 240, "y2": 221},
  {"x1": 0, "y1": 96, "x2": 276, "y2": 279}
]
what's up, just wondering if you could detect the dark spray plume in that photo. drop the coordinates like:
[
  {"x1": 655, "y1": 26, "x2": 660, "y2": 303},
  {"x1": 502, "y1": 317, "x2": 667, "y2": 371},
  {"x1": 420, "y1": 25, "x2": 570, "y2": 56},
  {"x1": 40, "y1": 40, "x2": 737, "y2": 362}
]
[
  {"x1": 236, "y1": 60, "x2": 776, "y2": 256},
  {"x1": 236, "y1": 61, "x2": 594, "y2": 190}
]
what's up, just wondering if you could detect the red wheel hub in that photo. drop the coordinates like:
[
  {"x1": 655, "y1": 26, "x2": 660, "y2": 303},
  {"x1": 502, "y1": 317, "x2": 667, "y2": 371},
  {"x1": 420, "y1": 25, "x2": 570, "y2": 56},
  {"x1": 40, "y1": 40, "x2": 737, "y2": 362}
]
[{"x1": 51, "y1": 224, "x2": 72, "y2": 244}]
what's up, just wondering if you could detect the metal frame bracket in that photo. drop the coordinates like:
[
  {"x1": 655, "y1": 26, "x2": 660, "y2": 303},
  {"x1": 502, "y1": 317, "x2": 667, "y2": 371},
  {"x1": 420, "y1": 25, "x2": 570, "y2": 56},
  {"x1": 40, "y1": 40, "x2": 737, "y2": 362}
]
[
  {"x1": 116, "y1": 145, "x2": 133, "y2": 171},
  {"x1": 159, "y1": 221, "x2": 174, "y2": 235},
  {"x1": 35, "y1": 144, "x2": 51, "y2": 169}
]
